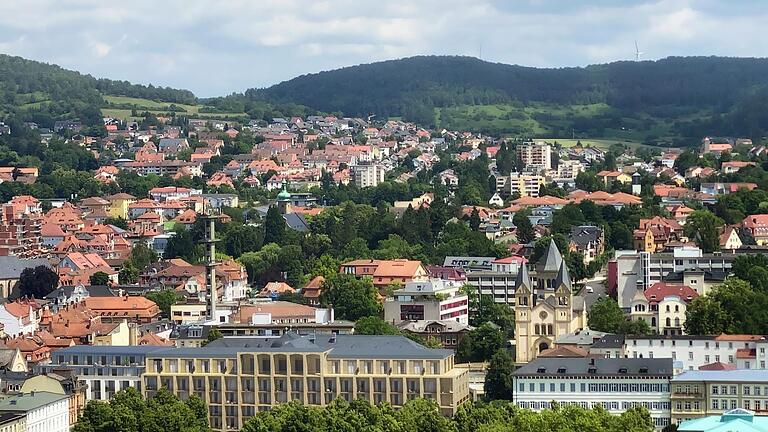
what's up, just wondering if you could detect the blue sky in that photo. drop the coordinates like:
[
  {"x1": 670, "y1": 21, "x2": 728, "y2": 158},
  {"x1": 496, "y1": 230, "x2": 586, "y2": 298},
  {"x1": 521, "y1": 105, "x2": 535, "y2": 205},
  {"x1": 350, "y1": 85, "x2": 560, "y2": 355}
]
[{"x1": 1, "y1": 0, "x2": 766, "y2": 97}]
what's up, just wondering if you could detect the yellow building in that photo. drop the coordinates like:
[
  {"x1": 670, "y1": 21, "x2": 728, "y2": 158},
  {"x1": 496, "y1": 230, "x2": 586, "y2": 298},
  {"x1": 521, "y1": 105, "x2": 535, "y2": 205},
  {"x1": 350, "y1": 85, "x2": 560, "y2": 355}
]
[
  {"x1": 515, "y1": 240, "x2": 587, "y2": 363},
  {"x1": 670, "y1": 370, "x2": 768, "y2": 424},
  {"x1": 0, "y1": 414, "x2": 25, "y2": 432},
  {"x1": 170, "y1": 300, "x2": 207, "y2": 325},
  {"x1": 106, "y1": 193, "x2": 136, "y2": 220},
  {"x1": 143, "y1": 333, "x2": 470, "y2": 431},
  {"x1": 509, "y1": 173, "x2": 546, "y2": 197}
]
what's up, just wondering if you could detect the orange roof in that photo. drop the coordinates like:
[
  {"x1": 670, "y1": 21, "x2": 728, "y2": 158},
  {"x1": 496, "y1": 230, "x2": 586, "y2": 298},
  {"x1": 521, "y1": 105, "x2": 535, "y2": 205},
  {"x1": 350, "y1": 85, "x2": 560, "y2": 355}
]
[
  {"x1": 644, "y1": 282, "x2": 699, "y2": 304},
  {"x1": 736, "y1": 348, "x2": 756, "y2": 359},
  {"x1": 138, "y1": 331, "x2": 174, "y2": 346},
  {"x1": 258, "y1": 282, "x2": 295, "y2": 297},
  {"x1": 512, "y1": 195, "x2": 569, "y2": 207},
  {"x1": 372, "y1": 259, "x2": 424, "y2": 279},
  {"x1": 237, "y1": 301, "x2": 316, "y2": 323},
  {"x1": 715, "y1": 334, "x2": 765, "y2": 342},
  {"x1": 84, "y1": 296, "x2": 160, "y2": 319}
]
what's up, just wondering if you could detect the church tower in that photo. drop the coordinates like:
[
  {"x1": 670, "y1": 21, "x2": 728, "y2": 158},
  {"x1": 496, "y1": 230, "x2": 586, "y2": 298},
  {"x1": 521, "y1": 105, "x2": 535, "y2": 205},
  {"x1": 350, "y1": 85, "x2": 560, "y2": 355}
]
[{"x1": 515, "y1": 263, "x2": 533, "y2": 363}]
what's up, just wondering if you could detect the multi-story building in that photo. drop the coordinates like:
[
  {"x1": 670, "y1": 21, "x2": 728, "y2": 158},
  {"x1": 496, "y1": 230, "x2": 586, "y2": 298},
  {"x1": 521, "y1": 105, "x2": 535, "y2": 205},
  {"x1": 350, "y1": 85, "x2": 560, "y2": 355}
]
[
  {"x1": 610, "y1": 247, "x2": 738, "y2": 309},
  {"x1": 0, "y1": 413, "x2": 25, "y2": 432},
  {"x1": 465, "y1": 256, "x2": 526, "y2": 305},
  {"x1": 142, "y1": 333, "x2": 470, "y2": 431},
  {"x1": 0, "y1": 392, "x2": 70, "y2": 432},
  {"x1": 339, "y1": 259, "x2": 428, "y2": 289},
  {"x1": 384, "y1": 279, "x2": 469, "y2": 325},
  {"x1": 507, "y1": 172, "x2": 546, "y2": 197},
  {"x1": 350, "y1": 163, "x2": 385, "y2": 188},
  {"x1": 629, "y1": 282, "x2": 699, "y2": 335},
  {"x1": 0, "y1": 196, "x2": 43, "y2": 257},
  {"x1": 592, "y1": 334, "x2": 765, "y2": 373},
  {"x1": 513, "y1": 357, "x2": 673, "y2": 429},
  {"x1": 670, "y1": 370, "x2": 768, "y2": 424},
  {"x1": 37, "y1": 345, "x2": 168, "y2": 401},
  {"x1": 516, "y1": 141, "x2": 552, "y2": 172}
]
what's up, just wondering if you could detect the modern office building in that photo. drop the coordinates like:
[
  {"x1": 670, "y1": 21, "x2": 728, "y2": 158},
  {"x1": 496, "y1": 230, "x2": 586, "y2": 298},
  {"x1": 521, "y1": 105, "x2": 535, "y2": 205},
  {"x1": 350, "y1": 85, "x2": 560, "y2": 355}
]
[
  {"x1": 142, "y1": 333, "x2": 470, "y2": 431},
  {"x1": 670, "y1": 370, "x2": 768, "y2": 424},
  {"x1": 384, "y1": 279, "x2": 469, "y2": 325},
  {"x1": 36, "y1": 345, "x2": 168, "y2": 401},
  {"x1": 513, "y1": 357, "x2": 673, "y2": 428}
]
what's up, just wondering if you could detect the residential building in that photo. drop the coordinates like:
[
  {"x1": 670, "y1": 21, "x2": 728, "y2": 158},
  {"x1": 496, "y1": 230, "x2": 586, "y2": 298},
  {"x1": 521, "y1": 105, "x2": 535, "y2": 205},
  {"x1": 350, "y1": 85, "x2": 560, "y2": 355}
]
[
  {"x1": 0, "y1": 196, "x2": 43, "y2": 257},
  {"x1": 516, "y1": 141, "x2": 552, "y2": 172},
  {"x1": 143, "y1": 333, "x2": 470, "y2": 430},
  {"x1": 507, "y1": 172, "x2": 546, "y2": 197},
  {"x1": 633, "y1": 216, "x2": 684, "y2": 253},
  {"x1": 339, "y1": 259, "x2": 429, "y2": 289},
  {"x1": 396, "y1": 320, "x2": 472, "y2": 351},
  {"x1": 465, "y1": 256, "x2": 526, "y2": 305},
  {"x1": 671, "y1": 370, "x2": 768, "y2": 424},
  {"x1": 629, "y1": 282, "x2": 699, "y2": 335},
  {"x1": 350, "y1": 163, "x2": 385, "y2": 188},
  {"x1": 0, "y1": 414, "x2": 25, "y2": 432},
  {"x1": 741, "y1": 215, "x2": 768, "y2": 245},
  {"x1": 383, "y1": 279, "x2": 469, "y2": 325},
  {"x1": 0, "y1": 392, "x2": 69, "y2": 432},
  {"x1": 37, "y1": 345, "x2": 168, "y2": 401},
  {"x1": 513, "y1": 357, "x2": 673, "y2": 429},
  {"x1": 611, "y1": 247, "x2": 737, "y2": 309},
  {"x1": 614, "y1": 334, "x2": 763, "y2": 373},
  {"x1": 568, "y1": 226, "x2": 604, "y2": 263},
  {"x1": 596, "y1": 170, "x2": 632, "y2": 187}
]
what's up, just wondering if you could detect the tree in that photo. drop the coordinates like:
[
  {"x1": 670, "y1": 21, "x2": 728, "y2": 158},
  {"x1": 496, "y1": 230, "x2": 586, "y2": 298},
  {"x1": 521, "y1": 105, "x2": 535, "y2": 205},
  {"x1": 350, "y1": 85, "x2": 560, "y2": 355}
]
[
  {"x1": 14, "y1": 265, "x2": 59, "y2": 299},
  {"x1": 354, "y1": 316, "x2": 402, "y2": 335},
  {"x1": 484, "y1": 349, "x2": 515, "y2": 401},
  {"x1": 587, "y1": 297, "x2": 649, "y2": 334},
  {"x1": 264, "y1": 205, "x2": 286, "y2": 245},
  {"x1": 456, "y1": 323, "x2": 507, "y2": 363},
  {"x1": 119, "y1": 263, "x2": 139, "y2": 284},
  {"x1": 202, "y1": 327, "x2": 223, "y2": 347},
  {"x1": 319, "y1": 274, "x2": 382, "y2": 321},
  {"x1": 512, "y1": 209, "x2": 535, "y2": 244},
  {"x1": 145, "y1": 289, "x2": 181, "y2": 318},
  {"x1": 224, "y1": 224, "x2": 263, "y2": 258},
  {"x1": 684, "y1": 294, "x2": 732, "y2": 335},
  {"x1": 164, "y1": 228, "x2": 202, "y2": 263},
  {"x1": 89, "y1": 271, "x2": 110, "y2": 286},
  {"x1": 684, "y1": 210, "x2": 724, "y2": 253},
  {"x1": 469, "y1": 207, "x2": 481, "y2": 231},
  {"x1": 127, "y1": 242, "x2": 158, "y2": 271}
]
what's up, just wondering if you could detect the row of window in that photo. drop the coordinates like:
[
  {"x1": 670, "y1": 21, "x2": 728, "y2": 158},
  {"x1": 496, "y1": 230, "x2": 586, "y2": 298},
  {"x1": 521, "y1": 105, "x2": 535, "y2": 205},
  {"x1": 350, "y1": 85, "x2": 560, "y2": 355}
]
[
  {"x1": 517, "y1": 400, "x2": 671, "y2": 412},
  {"x1": 519, "y1": 382, "x2": 669, "y2": 393},
  {"x1": 712, "y1": 385, "x2": 768, "y2": 396}
]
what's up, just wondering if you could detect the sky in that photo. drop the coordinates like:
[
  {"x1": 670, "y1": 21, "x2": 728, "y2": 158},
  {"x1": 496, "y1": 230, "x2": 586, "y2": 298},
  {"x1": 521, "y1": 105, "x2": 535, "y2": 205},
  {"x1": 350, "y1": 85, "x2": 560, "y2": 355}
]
[{"x1": 1, "y1": 0, "x2": 767, "y2": 97}]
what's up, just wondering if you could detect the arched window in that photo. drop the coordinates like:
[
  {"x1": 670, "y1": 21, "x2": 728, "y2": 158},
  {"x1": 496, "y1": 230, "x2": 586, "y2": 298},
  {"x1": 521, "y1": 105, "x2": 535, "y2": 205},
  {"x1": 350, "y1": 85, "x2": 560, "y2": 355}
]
[
  {"x1": 674, "y1": 318, "x2": 680, "y2": 327},
  {"x1": 675, "y1": 305, "x2": 679, "y2": 312},
  {"x1": 547, "y1": 325, "x2": 553, "y2": 335},
  {"x1": 651, "y1": 317, "x2": 657, "y2": 327},
  {"x1": 534, "y1": 324, "x2": 540, "y2": 334},
  {"x1": 666, "y1": 317, "x2": 671, "y2": 327},
  {"x1": 666, "y1": 305, "x2": 671, "y2": 312}
]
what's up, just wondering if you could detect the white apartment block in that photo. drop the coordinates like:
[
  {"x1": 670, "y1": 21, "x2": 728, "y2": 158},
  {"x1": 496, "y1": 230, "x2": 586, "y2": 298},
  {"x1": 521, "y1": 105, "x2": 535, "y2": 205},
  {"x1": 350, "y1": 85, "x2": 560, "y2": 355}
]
[
  {"x1": 516, "y1": 141, "x2": 552, "y2": 172},
  {"x1": 384, "y1": 279, "x2": 469, "y2": 325},
  {"x1": 513, "y1": 357, "x2": 673, "y2": 429},
  {"x1": 351, "y1": 163, "x2": 385, "y2": 188},
  {"x1": 593, "y1": 335, "x2": 765, "y2": 373},
  {"x1": 0, "y1": 392, "x2": 70, "y2": 432}
]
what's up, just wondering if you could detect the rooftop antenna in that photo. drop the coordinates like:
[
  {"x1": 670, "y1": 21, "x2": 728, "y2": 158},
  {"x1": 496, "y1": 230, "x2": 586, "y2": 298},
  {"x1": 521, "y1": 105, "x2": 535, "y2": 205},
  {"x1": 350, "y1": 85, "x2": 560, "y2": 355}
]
[
  {"x1": 634, "y1": 40, "x2": 644, "y2": 62},
  {"x1": 479, "y1": 41, "x2": 483, "y2": 60}
]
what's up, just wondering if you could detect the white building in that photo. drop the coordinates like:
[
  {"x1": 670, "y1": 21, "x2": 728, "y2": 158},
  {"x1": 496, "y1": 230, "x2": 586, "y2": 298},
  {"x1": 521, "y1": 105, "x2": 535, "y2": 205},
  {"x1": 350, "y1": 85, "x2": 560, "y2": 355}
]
[
  {"x1": 516, "y1": 141, "x2": 552, "y2": 172},
  {"x1": 0, "y1": 392, "x2": 69, "y2": 432},
  {"x1": 383, "y1": 279, "x2": 469, "y2": 325},
  {"x1": 351, "y1": 163, "x2": 385, "y2": 188},
  {"x1": 593, "y1": 334, "x2": 765, "y2": 373},
  {"x1": 554, "y1": 159, "x2": 585, "y2": 179},
  {"x1": 513, "y1": 357, "x2": 673, "y2": 429}
]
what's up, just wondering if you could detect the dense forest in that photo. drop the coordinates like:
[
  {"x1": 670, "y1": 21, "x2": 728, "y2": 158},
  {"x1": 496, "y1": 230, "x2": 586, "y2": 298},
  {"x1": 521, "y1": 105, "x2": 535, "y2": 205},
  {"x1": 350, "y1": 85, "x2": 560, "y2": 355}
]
[
  {"x1": 223, "y1": 55, "x2": 768, "y2": 140},
  {"x1": 0, "y1": 54, "x2": 196, "y2": 127}
]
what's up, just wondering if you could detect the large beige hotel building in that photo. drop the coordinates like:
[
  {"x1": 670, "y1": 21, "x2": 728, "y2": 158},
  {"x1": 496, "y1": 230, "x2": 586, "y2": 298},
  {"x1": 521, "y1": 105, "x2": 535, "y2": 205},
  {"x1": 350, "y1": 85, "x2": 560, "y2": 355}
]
[{"x1": 142, "y1": 333, "x2": 470, "y2": 431}]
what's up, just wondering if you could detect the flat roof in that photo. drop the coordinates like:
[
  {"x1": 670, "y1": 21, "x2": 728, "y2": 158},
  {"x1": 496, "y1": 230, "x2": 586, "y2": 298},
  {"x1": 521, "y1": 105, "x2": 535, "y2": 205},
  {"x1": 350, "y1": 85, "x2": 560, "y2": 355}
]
[
  {"x1": 673, "y1": 370, "x2": 768, "y2": 383},
  {"x1": 0, "y1": 392, "x2": 68, "y2": 412}
]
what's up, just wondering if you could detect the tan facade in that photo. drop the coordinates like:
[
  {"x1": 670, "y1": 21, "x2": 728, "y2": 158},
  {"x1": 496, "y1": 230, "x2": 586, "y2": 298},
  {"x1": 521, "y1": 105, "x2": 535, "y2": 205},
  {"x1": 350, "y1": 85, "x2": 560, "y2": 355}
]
[
  {"x1": 143, "y1": 337, "x2": 469, "y2": 431},
  {"x1": 671, "y1": 372, "x2": 768, "y2": 424},
  {"x1": 0, "y1": 416, "x2": 25, "y2": 432}
]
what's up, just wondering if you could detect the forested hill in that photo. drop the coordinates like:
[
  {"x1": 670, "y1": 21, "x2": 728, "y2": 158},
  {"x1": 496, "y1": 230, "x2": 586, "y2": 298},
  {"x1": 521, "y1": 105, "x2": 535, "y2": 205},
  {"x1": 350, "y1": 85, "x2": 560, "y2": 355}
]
[
  {"x1": 0, "y1": 54, "x2": 196, "y2": 126},
  {"x1": 247, "y1": 55, "x2": 768, "y2": 136}
]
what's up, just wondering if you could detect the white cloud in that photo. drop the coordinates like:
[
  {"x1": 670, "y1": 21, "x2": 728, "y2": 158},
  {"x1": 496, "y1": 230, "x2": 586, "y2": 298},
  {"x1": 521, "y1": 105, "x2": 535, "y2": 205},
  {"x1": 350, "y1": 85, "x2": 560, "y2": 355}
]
[{"x1": 0, "y1": 0, "x2": 765, "y2": 96}]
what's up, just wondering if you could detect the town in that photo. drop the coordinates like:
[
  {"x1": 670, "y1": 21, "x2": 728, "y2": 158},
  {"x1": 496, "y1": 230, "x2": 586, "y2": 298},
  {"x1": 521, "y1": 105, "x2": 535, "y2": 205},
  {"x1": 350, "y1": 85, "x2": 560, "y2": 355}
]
[{"x1": 0, "y1": 105, "x2": 764, "y2": 432}]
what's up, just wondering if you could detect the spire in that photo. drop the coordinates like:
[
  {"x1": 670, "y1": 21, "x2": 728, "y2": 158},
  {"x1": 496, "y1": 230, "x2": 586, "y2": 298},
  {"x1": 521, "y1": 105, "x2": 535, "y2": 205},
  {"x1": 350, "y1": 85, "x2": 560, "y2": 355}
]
[
  {"x1": 537, "y1": 238, "x2": 564, "y2": 273},
  {"x1": 515, "y1": 262, "x2": 532, "y2": 289},
  {"x1": 555, "y1": 261, "x2": 572, "y2": 289}
]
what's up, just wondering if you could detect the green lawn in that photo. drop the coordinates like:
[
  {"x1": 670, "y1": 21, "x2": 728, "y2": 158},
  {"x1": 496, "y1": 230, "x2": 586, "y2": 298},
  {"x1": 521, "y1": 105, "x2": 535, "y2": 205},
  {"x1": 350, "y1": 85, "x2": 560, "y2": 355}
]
[{"x1": 101, "y1": 95, "x2": 247, "y2": 121}]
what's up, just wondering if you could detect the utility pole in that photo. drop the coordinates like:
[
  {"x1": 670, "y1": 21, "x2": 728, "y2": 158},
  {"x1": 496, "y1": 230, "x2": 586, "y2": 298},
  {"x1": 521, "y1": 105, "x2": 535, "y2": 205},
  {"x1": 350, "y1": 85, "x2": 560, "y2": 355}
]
[{"x1": 200, "y1": 210, "x2": 220, "y2": 321}]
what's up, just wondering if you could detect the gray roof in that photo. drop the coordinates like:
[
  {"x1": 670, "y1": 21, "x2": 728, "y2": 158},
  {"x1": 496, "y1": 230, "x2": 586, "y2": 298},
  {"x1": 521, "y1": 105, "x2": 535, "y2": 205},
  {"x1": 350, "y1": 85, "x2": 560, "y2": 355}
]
[
  {"x1": 0, "y1": 256, "x2": 51, "y2": 280},
  {"x1": 147, "y1": 333, "x2": 454, "y2": 360},
  {"x1": 555, "y1": 261, "x2": 572, "y2": 288},
  {"x1": 396, "y1": 320, "x2": 472, "y2": 333},
  {"x1": 0, "y1": 392, "x2": 68, "y2": 412},
  {"x1": 158, "y1": 138, "x2": 187, "y2": 149},
  {"x1": 515, "y1": 263, "x2": 532, "y2": 290},
  {"x1": 591, "y1": 334, "x2": 625, "y2": 349},
  {"x1": 536, "y1": 239, "x2": 563, "y2": 273},
  {"x1": 514, "y1": 357, "x2": 673, "y2": 377},
  {"x1": 569, "y1": 225, "x2": 602, "y2": 248},
  {"x1": 554, "y1": 328, "x2": 608, "y2": 345},
  {"x1": 51, "y1": 345, "x2": 169, "y2": 356},
  {"x1": 672, "y1": 370, "x2": 768, "y2": 383},
  {"x1": 284, "y1": 213, "x2": 309, "y2": 232},
  {"x1": 0, "y1": 349, "x2": 18, "y2": 369}
]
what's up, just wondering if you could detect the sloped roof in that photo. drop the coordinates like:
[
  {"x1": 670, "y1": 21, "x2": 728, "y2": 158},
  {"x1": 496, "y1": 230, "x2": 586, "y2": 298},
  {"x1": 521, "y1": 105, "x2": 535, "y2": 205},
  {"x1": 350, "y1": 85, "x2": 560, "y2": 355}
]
[{"x1": 536, "y1": 239, "x2": 563, "y2": 273}]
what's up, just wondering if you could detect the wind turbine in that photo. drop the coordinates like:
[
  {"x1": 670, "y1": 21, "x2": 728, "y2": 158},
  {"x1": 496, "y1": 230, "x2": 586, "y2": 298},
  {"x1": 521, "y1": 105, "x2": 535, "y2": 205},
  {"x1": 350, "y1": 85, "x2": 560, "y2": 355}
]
[{"x1": 634, "y1": 40, "x2": 644, "y2": 61}]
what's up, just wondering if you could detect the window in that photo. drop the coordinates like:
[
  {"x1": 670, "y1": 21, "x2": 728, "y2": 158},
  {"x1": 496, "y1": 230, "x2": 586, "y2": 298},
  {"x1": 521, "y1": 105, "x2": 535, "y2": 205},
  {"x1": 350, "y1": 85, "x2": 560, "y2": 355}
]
[
  {"x1": 712, "y1": 400, "x2": 719, "y2": 410},
  {"x1": 689, "y1": 352, "x2": 694, "y2": 360},
  {"x1": 712, "y1": 386, "x2": 719, "y2": 395},
  {"x1": 745, "y1": 387, "x2": 751, "y2": 395},
  {"x1": 705, "y1": 355, "x2": 710, "y2": 363}
]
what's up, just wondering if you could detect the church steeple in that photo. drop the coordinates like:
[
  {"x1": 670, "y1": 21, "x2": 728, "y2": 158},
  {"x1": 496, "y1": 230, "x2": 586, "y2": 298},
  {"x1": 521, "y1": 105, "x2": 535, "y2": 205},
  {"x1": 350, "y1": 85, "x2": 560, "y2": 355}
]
[
  {"x1": 555, "y1": 261, "x2": 572, "y2": 290},
  {"x1": 515, "y1": 262, "x2": 532, "y2": 290}
]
